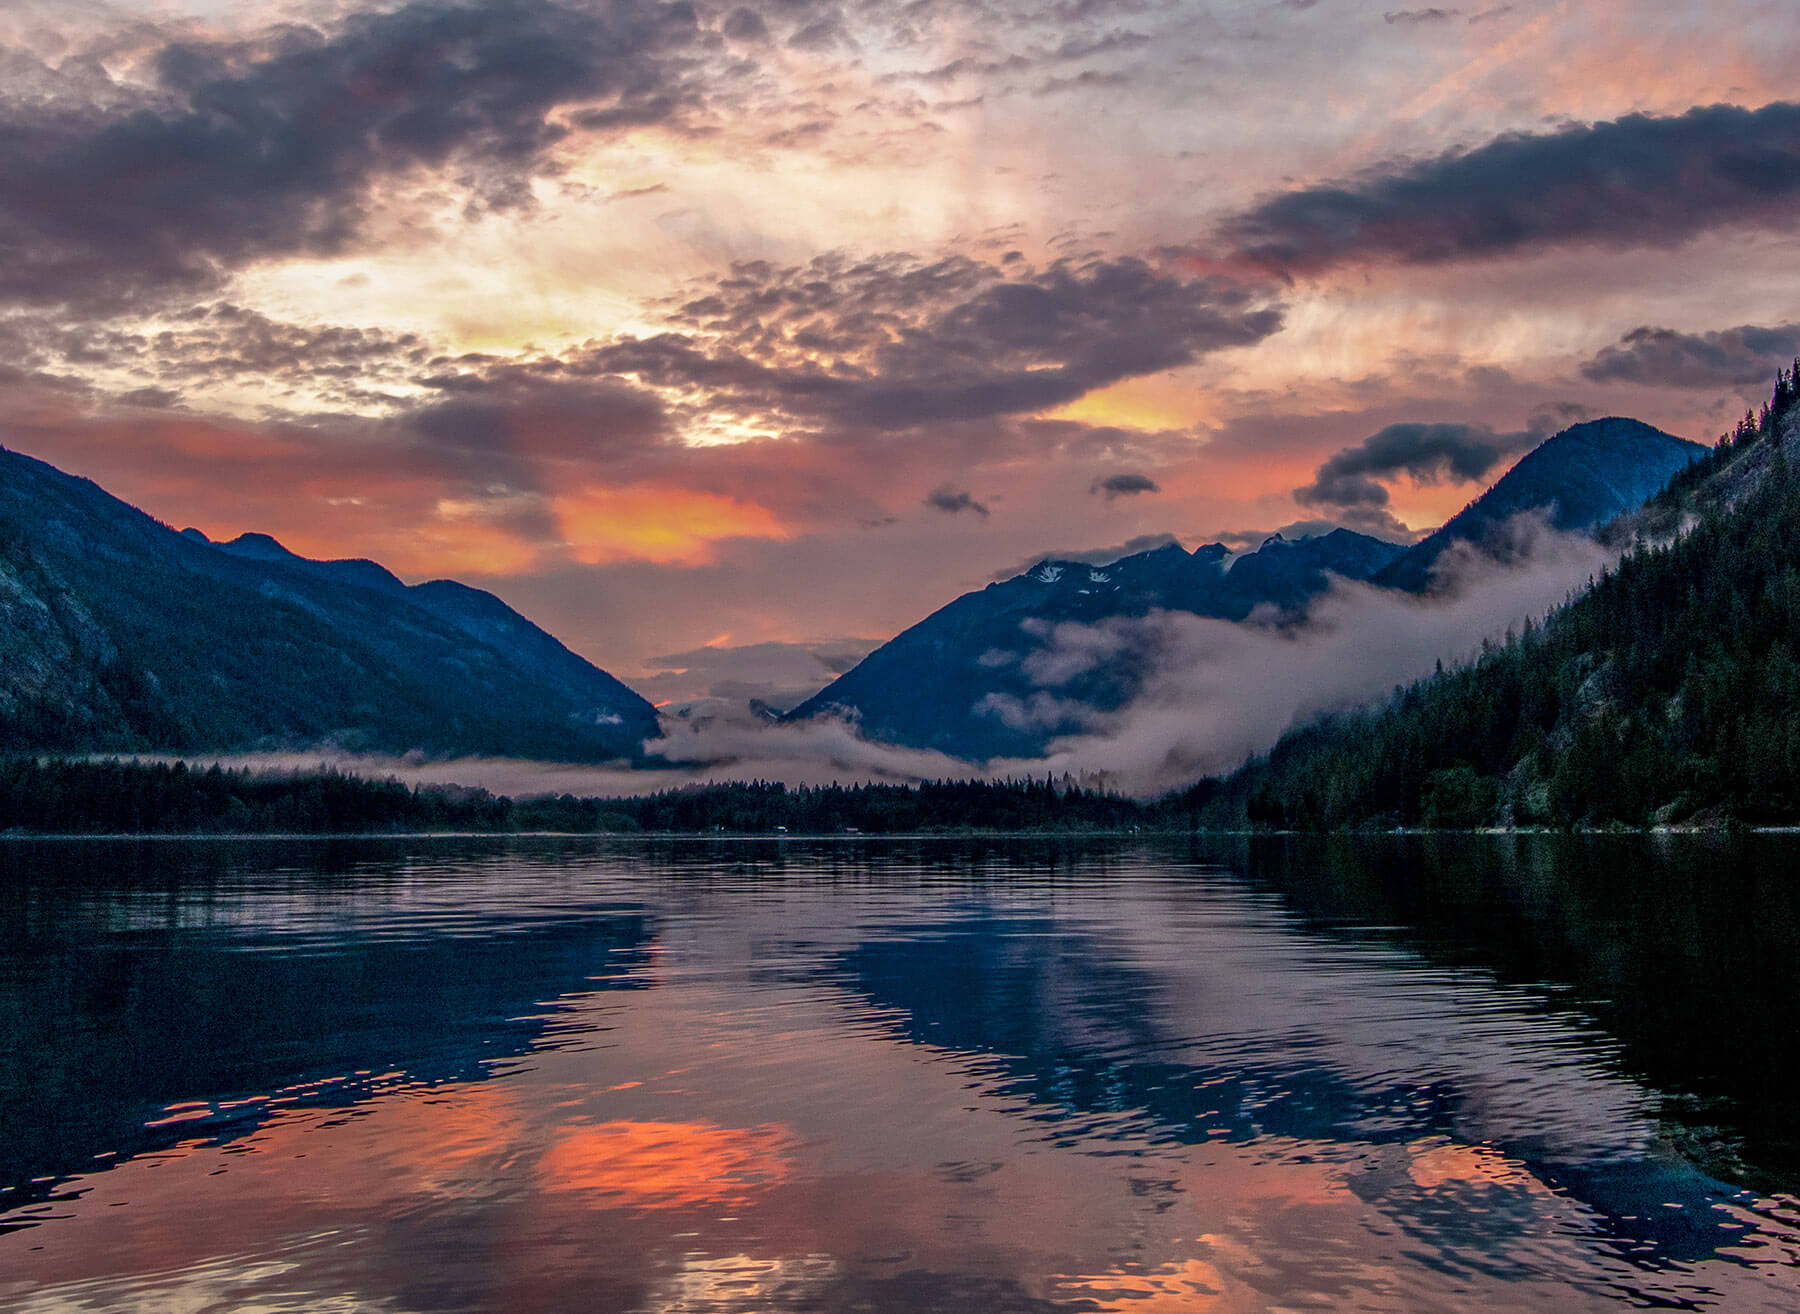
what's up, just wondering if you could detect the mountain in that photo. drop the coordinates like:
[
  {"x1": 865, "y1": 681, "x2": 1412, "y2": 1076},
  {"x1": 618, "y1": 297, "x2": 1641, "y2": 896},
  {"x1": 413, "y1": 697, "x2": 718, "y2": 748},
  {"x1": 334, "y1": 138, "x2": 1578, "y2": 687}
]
[
  {"x1": 786, "y1": 528, "x2": 1404, "y2": 761},
  {"x1": 0, "y1": 447, "x2": 658, "y2": 759},
  {"x1": 197, "y1": 528, "x2": 649, "y2": 727},
  {"x1": 1199, "y1": 370, "x2": 1800, "y2": 828},
  {"x1": 790, "y1": 417, "x2": 1707, "y2": 763},
  {"x1": 1373, "y1": 418, "x2": 1705, "y2": 592}
]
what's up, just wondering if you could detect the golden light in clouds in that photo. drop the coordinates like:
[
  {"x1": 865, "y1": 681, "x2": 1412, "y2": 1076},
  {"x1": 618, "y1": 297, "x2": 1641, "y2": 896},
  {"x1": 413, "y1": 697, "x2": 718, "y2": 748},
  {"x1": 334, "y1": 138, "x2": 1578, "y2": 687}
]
[
  {"x1": 1050, "y1": 375, "x2": 1209, "y2": 433},
  {"x1": 364, "y1": 520, "x2": 542, "y2": 578},
  {"x1": 538, "y1": 1119, "x2": 796, "y2": 1210},
  {"x1": 555, "y1": 485, "x2": 791, "y2": 566}
]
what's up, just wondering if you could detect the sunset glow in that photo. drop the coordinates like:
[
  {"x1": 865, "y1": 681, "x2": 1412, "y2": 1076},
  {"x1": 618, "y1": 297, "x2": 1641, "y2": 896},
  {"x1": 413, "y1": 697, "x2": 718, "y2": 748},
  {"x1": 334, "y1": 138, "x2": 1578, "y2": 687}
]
[{"x1": 0, "y1": 0, "x2": 1792, "y2": 702}]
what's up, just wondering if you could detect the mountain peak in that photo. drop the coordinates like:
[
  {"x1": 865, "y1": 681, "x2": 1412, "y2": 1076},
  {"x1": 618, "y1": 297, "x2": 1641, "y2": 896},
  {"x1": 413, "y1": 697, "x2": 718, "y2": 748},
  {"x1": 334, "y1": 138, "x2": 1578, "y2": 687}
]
[
  {"x1": 220, "y1": 531, "x2": 300, "y2": 561},
  {"x1": 1373, "y1": 416, "x2": 1705, "y2": 592}
]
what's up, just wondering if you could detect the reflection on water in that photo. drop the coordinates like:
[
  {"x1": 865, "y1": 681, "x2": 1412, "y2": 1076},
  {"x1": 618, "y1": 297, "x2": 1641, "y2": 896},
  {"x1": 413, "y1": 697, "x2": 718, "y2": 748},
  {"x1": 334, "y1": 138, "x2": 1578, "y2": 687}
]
[{"x1": 1, "y1": 835, "x2": 1797, "y2": 1311}]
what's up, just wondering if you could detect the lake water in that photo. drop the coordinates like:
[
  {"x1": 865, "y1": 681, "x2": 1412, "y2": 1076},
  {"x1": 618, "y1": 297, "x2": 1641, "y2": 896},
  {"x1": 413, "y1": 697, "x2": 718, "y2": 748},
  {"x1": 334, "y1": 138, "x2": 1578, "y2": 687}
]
[{"x1": 2, "y1": 834, "x2": 1797, "y2": 1312}]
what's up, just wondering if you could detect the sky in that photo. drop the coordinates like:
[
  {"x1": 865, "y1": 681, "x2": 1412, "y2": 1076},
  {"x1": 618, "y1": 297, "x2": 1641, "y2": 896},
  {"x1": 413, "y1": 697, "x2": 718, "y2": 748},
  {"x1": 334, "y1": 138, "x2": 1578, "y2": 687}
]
[{"x1": 3, "y1": 0, "x2": 1799, "y2": 710}]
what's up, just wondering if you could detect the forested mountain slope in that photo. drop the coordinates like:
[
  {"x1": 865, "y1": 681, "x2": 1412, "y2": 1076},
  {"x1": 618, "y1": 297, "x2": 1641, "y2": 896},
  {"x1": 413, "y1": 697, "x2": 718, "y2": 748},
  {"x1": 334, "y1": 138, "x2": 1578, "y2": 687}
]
[
  {"x1": 0, "y1": 448, "x2": 658, "y2": 760},
  {"x1": 1200, "y1": 370, "x2": 1800, "y2": 828},
  {"x1": 1373, "y1": 418, "x2": 1703, "y2": 591}
]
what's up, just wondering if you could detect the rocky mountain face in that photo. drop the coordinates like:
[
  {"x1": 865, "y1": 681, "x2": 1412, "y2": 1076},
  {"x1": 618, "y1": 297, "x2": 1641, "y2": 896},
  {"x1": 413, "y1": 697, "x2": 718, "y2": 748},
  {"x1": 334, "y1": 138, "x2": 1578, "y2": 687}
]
[{"x1": 0, "y1": 447, "x2": 658, "y2": 760}]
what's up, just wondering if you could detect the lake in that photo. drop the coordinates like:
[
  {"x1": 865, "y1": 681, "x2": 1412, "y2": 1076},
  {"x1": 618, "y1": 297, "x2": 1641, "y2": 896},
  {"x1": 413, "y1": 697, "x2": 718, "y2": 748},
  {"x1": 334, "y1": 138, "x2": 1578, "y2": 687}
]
[{"x1": 1, "y1": 834, "x2": 1797, "y2": 1311}]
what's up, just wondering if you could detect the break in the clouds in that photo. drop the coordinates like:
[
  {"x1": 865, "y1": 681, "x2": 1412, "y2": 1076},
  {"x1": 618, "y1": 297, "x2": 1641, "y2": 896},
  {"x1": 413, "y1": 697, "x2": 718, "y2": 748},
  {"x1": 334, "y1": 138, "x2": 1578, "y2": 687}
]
[
  {"x1": 1582, "y1": 323, "x2": 1800, "y2": 389},
  {"x1": 1219, "y1": 101, "x2": 1800, "y2": 273},
  {"x1": 0, "y1": 0, "x2": 706, "y2": 309}
]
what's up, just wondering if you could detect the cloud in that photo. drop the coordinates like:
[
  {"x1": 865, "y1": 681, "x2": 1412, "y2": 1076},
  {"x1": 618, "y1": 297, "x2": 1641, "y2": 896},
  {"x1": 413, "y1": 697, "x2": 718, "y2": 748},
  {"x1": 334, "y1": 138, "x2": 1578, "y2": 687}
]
[
  {"x1": 719, "y1": 7, "x2": 771, "y2": 42},
  {"x1": 925, "y1": 485, "x2": 990, "y2": 516},
  {"x1": 408, "y1": 370, "x2": 670, "y2": 466},
  {"x1": 1091, "y1": 472, "x2": 1160, "y2": 499},
  {"x1": 788, "y1": 13, "x2": 855, "y2": 52},
  {"x1": 12, "y1": 303, "x2": 436, "y2": 409},
  {"x1": 1217, "y1": 101, "x2": 1800, "y2": 273},
  {"x1": 1295, "y1": 422, "x2": 1537, "y2": 522},
  {"x1": 1580, "y1": 323, "x2": 1800, "y2": 389},
  {"x1": 585, "y1": 251, "x2": 1283, "y2": 431},
  {"x1": 1028, "y1": 516, "x2": 1617, "y2": 794},
  {"x1": 1383, "y1": 9, "x2": 1459, "y2": 23},
  {"x1": 635, "y1": 637, "x2": 877, "y2": 711},
  {"x1": 0, "y1": 0, "x2": 705, "y2": 310}
]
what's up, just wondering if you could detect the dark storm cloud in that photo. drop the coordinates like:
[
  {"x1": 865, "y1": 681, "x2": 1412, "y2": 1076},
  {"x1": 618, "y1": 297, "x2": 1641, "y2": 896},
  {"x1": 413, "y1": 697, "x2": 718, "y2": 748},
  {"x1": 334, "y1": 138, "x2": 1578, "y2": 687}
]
[
  {"x1": 720, "y1": 7, "x2": 771, "y2": 41},
  {"x1": 924, "y1": 485, "x2": 990, "y2": 516},
  {"x1": 1581, "y1": 323, "x2": 1800, "y2": 389},
  {"x1": 581, "y1": 251, "x2": 1283, "y2": 431},
  {"x1": 0, "y1": 0, "x2": 704, "y2": 310},
  {"x1": 408, "y1": 369, "x2": 670, "y2": 464},
  {"x1": 1219, "y1": 101, "x2": 1800, "y2": 273},
  {"x1": 1091, "y1": 472, "x2": 1160, "y2": 498},
  {"x1": 1295, "y1": 421, "x2": 1536, "y2": 514}
]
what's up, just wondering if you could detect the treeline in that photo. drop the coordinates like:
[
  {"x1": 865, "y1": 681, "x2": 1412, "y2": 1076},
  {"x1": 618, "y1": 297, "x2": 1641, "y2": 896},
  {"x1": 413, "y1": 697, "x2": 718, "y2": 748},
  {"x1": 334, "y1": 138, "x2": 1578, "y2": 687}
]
[
  {"x1": 1204, "y1": 363, "x2": 1800, "y2": 830},
  {"x1": 0, "y1": 759, "x2": 1169, "y2": 836},
  {"x1": 0, "y1": 759, "x2": 509, "y2": 834}
]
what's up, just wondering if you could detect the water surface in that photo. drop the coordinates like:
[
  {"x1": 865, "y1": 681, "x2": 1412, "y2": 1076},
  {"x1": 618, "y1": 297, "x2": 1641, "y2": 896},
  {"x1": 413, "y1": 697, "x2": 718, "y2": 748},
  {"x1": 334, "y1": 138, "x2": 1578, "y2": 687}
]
[{"x1": 2, "y1": 835, "x2": 1797, "y2": 1311}]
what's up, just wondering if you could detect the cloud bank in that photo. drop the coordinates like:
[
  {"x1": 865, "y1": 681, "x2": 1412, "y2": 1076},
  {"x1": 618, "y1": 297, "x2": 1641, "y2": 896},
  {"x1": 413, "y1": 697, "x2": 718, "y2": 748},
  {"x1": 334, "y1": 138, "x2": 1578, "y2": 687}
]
[
  {"x1": 1220, "y1": 101, "x2": 1800, "y2": 273},
  {"x1": 0, "y1": 0, "x2": 707, "y2": 310},
  {"x1": 1581, "y1": 323, "x2": 1800, "y2": 389}
]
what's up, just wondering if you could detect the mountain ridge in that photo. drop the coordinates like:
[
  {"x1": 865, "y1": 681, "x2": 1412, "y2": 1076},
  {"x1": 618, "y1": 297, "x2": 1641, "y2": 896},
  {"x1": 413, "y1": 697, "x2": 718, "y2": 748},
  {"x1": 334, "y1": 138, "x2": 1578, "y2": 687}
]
[
  {"x1": 787, "y1": 525, "x2": 1406, "y2": 760},
  {"x1": 788, "y1": 417, "x2": 1706, "y2": 763},
  {"x1": 0, "y1": 447, "x2": 658, "y2": 760}
]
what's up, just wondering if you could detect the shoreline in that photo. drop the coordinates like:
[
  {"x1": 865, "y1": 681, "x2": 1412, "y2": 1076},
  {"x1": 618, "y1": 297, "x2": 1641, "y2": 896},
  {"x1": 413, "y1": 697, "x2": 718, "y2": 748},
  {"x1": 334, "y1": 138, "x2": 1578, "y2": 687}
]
[{"x1": 0, "y1": 825, "x2": 1782, "y2": 842}]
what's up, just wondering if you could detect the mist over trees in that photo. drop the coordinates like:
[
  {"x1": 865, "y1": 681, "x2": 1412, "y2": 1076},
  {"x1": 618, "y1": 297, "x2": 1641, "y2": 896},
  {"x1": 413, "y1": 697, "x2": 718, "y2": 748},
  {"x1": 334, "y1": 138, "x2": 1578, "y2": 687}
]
[{"x1": 1202, "y1": 363, "x2": 1800, "y2": 829}]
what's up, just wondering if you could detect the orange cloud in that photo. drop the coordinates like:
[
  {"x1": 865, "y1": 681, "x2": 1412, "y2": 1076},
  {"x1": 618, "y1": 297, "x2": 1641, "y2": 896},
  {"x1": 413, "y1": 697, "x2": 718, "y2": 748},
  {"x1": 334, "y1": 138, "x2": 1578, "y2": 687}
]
[
  {"x1": 554, "y1": 484, "x2": 791, "y2": 566},
  {"x1": 539, "y1": 1119, "x2": 796, "y2": 1210}
]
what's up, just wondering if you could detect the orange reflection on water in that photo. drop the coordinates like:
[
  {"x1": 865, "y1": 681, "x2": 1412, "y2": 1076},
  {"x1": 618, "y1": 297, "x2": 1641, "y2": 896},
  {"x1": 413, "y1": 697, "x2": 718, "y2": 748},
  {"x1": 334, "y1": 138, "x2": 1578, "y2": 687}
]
[
  {"x1": 1049, "y1": 1257, "x2": 1236, "y2": 1313},
  {"x1": 1405, "y1": 1136, "x2": 1557, "y2": 1196},
  {"x1": 539, "y1": 1119, "x2": 796, "y2": 1211}
]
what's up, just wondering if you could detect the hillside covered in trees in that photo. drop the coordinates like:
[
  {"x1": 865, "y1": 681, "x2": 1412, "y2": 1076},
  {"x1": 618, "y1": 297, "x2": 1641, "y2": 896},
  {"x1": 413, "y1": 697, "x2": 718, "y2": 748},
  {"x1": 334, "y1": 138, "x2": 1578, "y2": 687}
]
[
  {"x1": 0, "y1": 448, "x2": 657, "y2": 762},
  {"x1": 1201, "y1": 365, "x2": 1800, "y2": 829}
]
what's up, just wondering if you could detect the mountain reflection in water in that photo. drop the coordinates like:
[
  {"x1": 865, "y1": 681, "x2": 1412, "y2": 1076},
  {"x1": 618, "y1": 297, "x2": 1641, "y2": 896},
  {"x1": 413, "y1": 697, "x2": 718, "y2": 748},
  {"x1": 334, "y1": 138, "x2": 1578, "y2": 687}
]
[{"x1": 1, "y1": 835, "x2": 1796, "y2": 1312}]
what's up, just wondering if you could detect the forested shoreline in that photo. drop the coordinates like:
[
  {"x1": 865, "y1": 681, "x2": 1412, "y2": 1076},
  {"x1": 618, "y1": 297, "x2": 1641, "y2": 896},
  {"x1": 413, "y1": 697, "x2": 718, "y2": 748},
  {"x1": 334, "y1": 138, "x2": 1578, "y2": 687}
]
[
  {"x1": 11, "y1": 368, "x2": 1800, "y2": 839},
  {"x1": 0, "y1": 757, "x2": 1173, "y2": 836}
]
